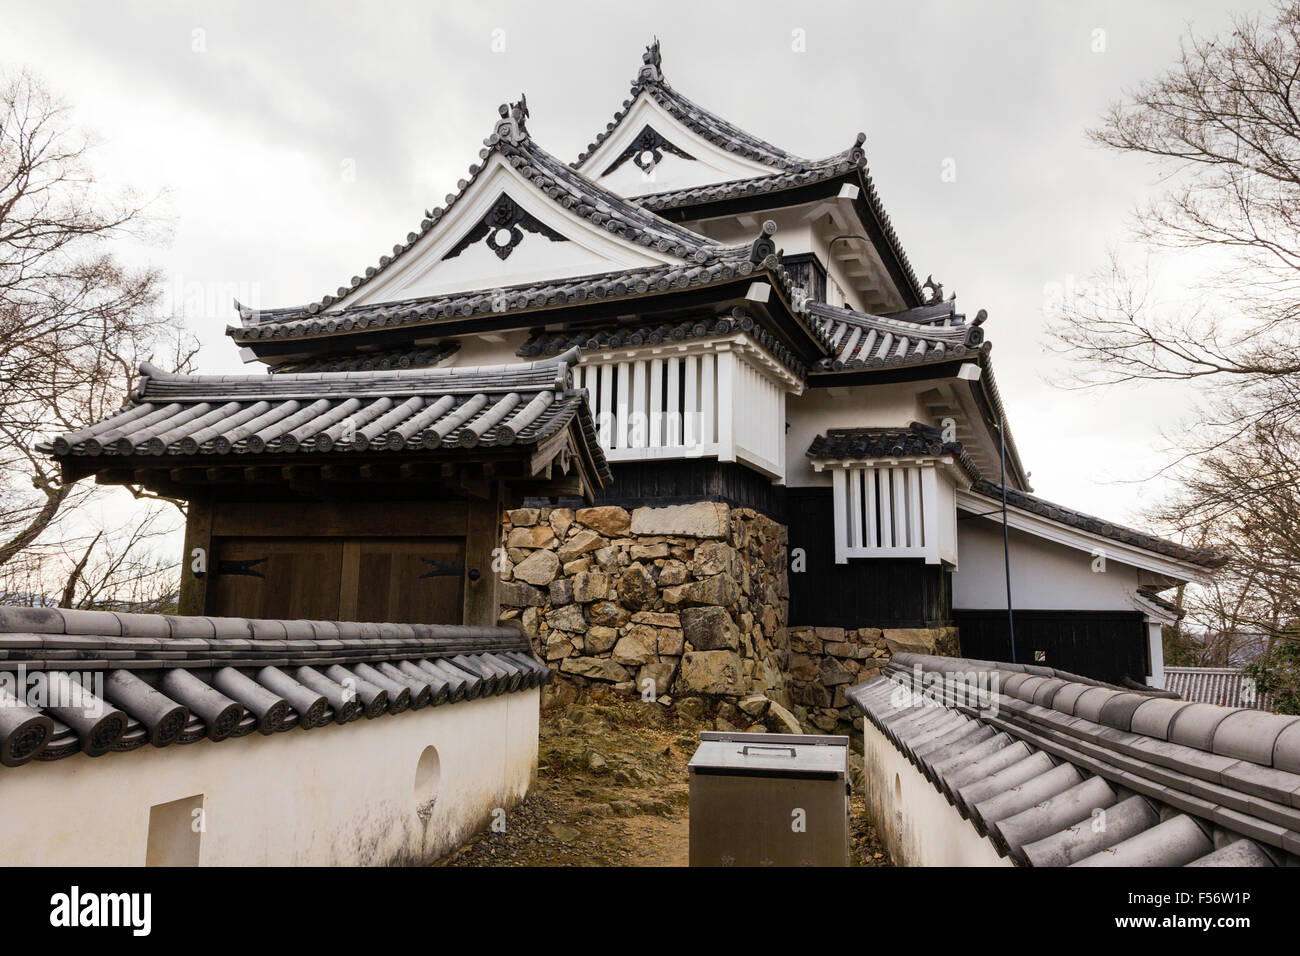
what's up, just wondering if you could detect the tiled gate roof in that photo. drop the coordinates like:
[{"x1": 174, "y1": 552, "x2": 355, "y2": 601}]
[{"x1": 39, "y1": 349, "x2": 611, "y2": 485}]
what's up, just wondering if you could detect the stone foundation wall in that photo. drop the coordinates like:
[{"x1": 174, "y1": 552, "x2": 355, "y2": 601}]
[
  {"x1": 786, "y1": 625, "x2": 960, "y2": 732},
  {"x1": 497, "y1": 501, "x2": 791, "y2": 710},
  {"x1": 498, "y1": 498, "x2": 962, "y2": 736}
]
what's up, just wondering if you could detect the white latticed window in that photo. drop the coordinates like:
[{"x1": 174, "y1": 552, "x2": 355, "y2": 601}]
[
  {"x1": 576, "y1": 336, "x2": 799, "y2": 481},
  {"x1": 817, "y1": 458, "x2": 965, "y2": 566}
]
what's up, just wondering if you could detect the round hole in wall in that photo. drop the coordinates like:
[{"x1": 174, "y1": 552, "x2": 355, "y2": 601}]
[
  {"x1": 639, "y1": 150, "x2": 656, "y2": 166},
  {"x1": 492, "y1": 227, "x2": 512, "y2": 248},
  {"x1": 415, "y1": 745, "x2": 441, "y2": 817},
  {"x1": 894, "y1": 772, "x2": 902, "y2": 804}
]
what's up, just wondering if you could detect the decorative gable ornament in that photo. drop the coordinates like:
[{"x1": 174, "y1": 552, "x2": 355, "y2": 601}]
[
  {"x1": 639, "y1": 38, "x2": 663, "y2": 83},
  {"x1": 494, "y1": 95, "x2": 530, "y2": 146},
  {"x1": 922, "y1": 275, "x2": 948, "y2": 305},
  {"x1": 601, "y1": 124, "x2": 696, "y2": 176},
  {"x1": 443, "y1": 192, "x2": 568, "y2": 262}
]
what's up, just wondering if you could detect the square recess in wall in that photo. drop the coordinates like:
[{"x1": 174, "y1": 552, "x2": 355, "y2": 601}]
[{"x1": 146, "y1": 794, "x2": 204, "y2": 866}]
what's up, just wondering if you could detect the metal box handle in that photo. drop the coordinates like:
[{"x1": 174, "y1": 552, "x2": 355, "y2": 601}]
[{"x1": 741, "y1": 745, "x2": 796, "y2": 757}]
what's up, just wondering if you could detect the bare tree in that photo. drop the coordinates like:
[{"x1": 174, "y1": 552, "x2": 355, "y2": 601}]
[
  {"x1": 1049, "y1": 4, "x2": 1300, "y2": 678},
  {"x1": 0, "y1": 69, "x2": 194, "y2": 602},
  {"x1": 1050, "y1": 4, "x2": 1300, "y2": 429}
]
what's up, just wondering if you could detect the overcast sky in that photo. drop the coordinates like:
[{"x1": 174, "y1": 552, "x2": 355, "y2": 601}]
[{"x1": 2, "y1": 0, "x2": 1272, "y2": 526}]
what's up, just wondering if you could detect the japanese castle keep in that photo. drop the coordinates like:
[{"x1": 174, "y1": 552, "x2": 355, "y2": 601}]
[
  {"x1": 46, "y1": 39, "x2": 1222, "y2": 714},
  {"x1": 8, "y1": 41, "x2": 1228, "y2": 864}
]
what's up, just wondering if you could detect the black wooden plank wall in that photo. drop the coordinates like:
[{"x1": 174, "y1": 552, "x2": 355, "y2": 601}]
[
  {"x1": 952, "y1": 609, "x2": 1150, "y2": 685},
  {"x1": 785, "y1": 488, "x2": 952, "y2": 628},
  {"x1": 593, "y1": 459, "x2": 787, "y2": 520}
]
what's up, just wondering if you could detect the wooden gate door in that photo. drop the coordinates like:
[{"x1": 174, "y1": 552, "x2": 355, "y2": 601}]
[
  {"x1": 209, "y1": 537, "x2": 344, "y2": 621},
  {"x1": 208, "y1": 536, "x2": 466, "y2": 625},
  {"x1": 348, "y1": 537, "x2": 466, "y2": 625}
]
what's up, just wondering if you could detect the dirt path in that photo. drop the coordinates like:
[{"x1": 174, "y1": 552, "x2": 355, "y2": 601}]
[{"x1": 438, "y1": 696, "x2": 892, "y2": 867}]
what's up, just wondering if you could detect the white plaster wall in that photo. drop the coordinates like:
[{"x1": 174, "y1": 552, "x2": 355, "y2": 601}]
[
  {"x1": 445, "y1": 330, "x2": 530, "y2": 368},
  {"x1": 860, "y1": 716, "x2": 1011, "y2": 867},
  {"x1": 952, "y1": 518, "x2": 1143, "y2": 611},
  {"x1": 685, "y1": 213, "x2": 871, "y2": 313},
  {"x1": 0, "y1": 688, "x2": 539, "y2": 866},
  {"x1": 785, "y1": 381, "x2": 933, "y2": 487},
  {"x1": 1146, "y1": 622, "x2": 1165, "y2": 688}
]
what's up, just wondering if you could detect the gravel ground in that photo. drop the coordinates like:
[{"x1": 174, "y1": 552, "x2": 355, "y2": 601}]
[{"x1": 437, "y1": 695, "x2": 893, "y2": 867}]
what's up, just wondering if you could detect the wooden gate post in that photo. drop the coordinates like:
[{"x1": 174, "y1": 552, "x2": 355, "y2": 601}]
[
  {"x1": 462, "y1": 482, "x2": 503, "y2": 627},
  {"x1": 178, "y1": 496, "x2": 214, "y2": 616}
]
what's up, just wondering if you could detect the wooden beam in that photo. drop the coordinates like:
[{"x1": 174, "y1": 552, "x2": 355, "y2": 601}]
[
  {"x1": 177, "y1": 496, "x2": 214, "y2": 616},
  {"x1": 211, "y1": 500, "x2": 469, "y2": 538}
]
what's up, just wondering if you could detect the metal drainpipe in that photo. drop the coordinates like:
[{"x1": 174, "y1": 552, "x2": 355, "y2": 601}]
[{"x1": 1000, "y1": 414, "x2": 1016, "y2": 663}]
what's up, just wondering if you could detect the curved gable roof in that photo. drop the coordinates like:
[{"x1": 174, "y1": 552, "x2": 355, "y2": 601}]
[
  {"x1": 241, "y1": 98, "x2": 748, "y2": 326},
  {"x1": 574, "y1": 40, "x2": 818, "y2": 175}
]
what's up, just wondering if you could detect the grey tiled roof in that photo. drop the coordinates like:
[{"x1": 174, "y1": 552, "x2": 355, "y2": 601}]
[
  {"x1": 1165, "y1": 667, "x2": 1276, "y2": 712},
  {"x1": 968, "y1": 481, "x2": 1226, "y2": 569},
  {"x1": 0, "y1": 606, "x2": 549, "y2": 768},
  {"x1": 574, "y1": 41, "x2": 818, "y2": 173},
  {"x1": 515, "y1": 308, "x2": 808, "y2": 377},
  {"x1": 237, "y1": 99, "x2": 758, "y2": 335},
  {"x1": 806, "y1": 423, "x2": 980, "y2": 481},
  {"x1": 633, "y1": 152, "x2": 861, "y2": 211},
  {"x1": 575, "y1": 42, "x2": 926, "y2": 306},
  {"x1": 806, "y1": 300, "x2": 986, "y2": 371},
  {"x1": 272, "y1": 341, "x2": 460, "y2": 373},
  {"x1": 850, "y1": 653, "x2": 1300, "y2": 866},
  {"x1": 229, "y1": 256, "x2": 789, "y2": 346},
  {"x1": 39, "y1": 349, "x2": 612, "y2": 484},
  {"x1": 635, "y1": 145, "x2": 925, "y2": 306},
  {"x1": 1135, "y1": 584, "x2": 1186, "y2": 621}
]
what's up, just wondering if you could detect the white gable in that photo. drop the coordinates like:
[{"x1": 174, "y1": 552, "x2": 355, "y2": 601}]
[
  {"x1": 331, "y1": 153, "x2": 683, "y2": 309},
  {"x1": 580, "y1": 93, "x2": 784, "y2": 197}
]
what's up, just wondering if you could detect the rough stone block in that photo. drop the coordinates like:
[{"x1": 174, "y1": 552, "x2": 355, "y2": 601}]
[
  {"x1": 682, "y1": 605, "x2": 740, "y2": 651},
  {"x1": 679, "y1": 650, "x2": 745, "y2": 696},
  {"x1": 576, "y1": 506, "x2": 631, "y2": 536},
  {"x1": 883, "y1": 628, "x2": 943, "y2": 655},
  {"x1": 513, "y1": 550, "x2": 560, "y2": 586},
  {"x1": 612, "y1": 626, "x2": 658, "y2": 666},
  {"x1": 586, "y1": 602, "x2": 629, "y2": 628},
  {"x1": 557, "y1": 529, "x2": 605, "y2": 564},
  {"x1": 616, "y1": 562, "x2": 658, "y2": 610},
  {"x1": 658, "y1": 560, "x2": 689, "y2": 585},
  {"x1": 585, "y1": 625, "x2": 618, "y2": 654},
  {"x1": 561, "y1": 656, "x2": 630, "y2": 683},
  {"x1": 546, "y1": 604, "x2": 587, "y2": 633},
  {"x1": 662, "y1": 572, "x2": 738, "y2": 607},
  {"x1": 548, "y1": 576, "x2": 574, "y2": 607},
  {"x1": 657, "y1": 628, "x2": 684, "y2": 656},
  {"x1": 631, "y1": 502, "x2": 730, "y2": 539},
  {"x1": 638, "y1": 661, "x2": 677, "y2": 700},
  {"x1": 506, "y1": 508, "x2": 539, "y2": 527},
  {"x1": 507, "y1": 525, "x2": 556, "y2": 549},
  {"x1": 572, "y1": 570, "x2": 609, "y2": 603}
]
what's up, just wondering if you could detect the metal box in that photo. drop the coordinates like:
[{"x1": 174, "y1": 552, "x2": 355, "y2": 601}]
[{"x1": 688, "y1": 731, "x2": 849, "y2": 867}]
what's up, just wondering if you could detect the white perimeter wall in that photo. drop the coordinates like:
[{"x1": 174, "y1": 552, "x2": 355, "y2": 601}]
[
  {"x1": 0, "y1": 688, "x2": 538, "y2": 866},
  {"x1": 860, "y1": 715, "x2": 1010, "y2": 867},
  {"x1": 952, "y1": 518, "x2": 1143, "y2": 611}
]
